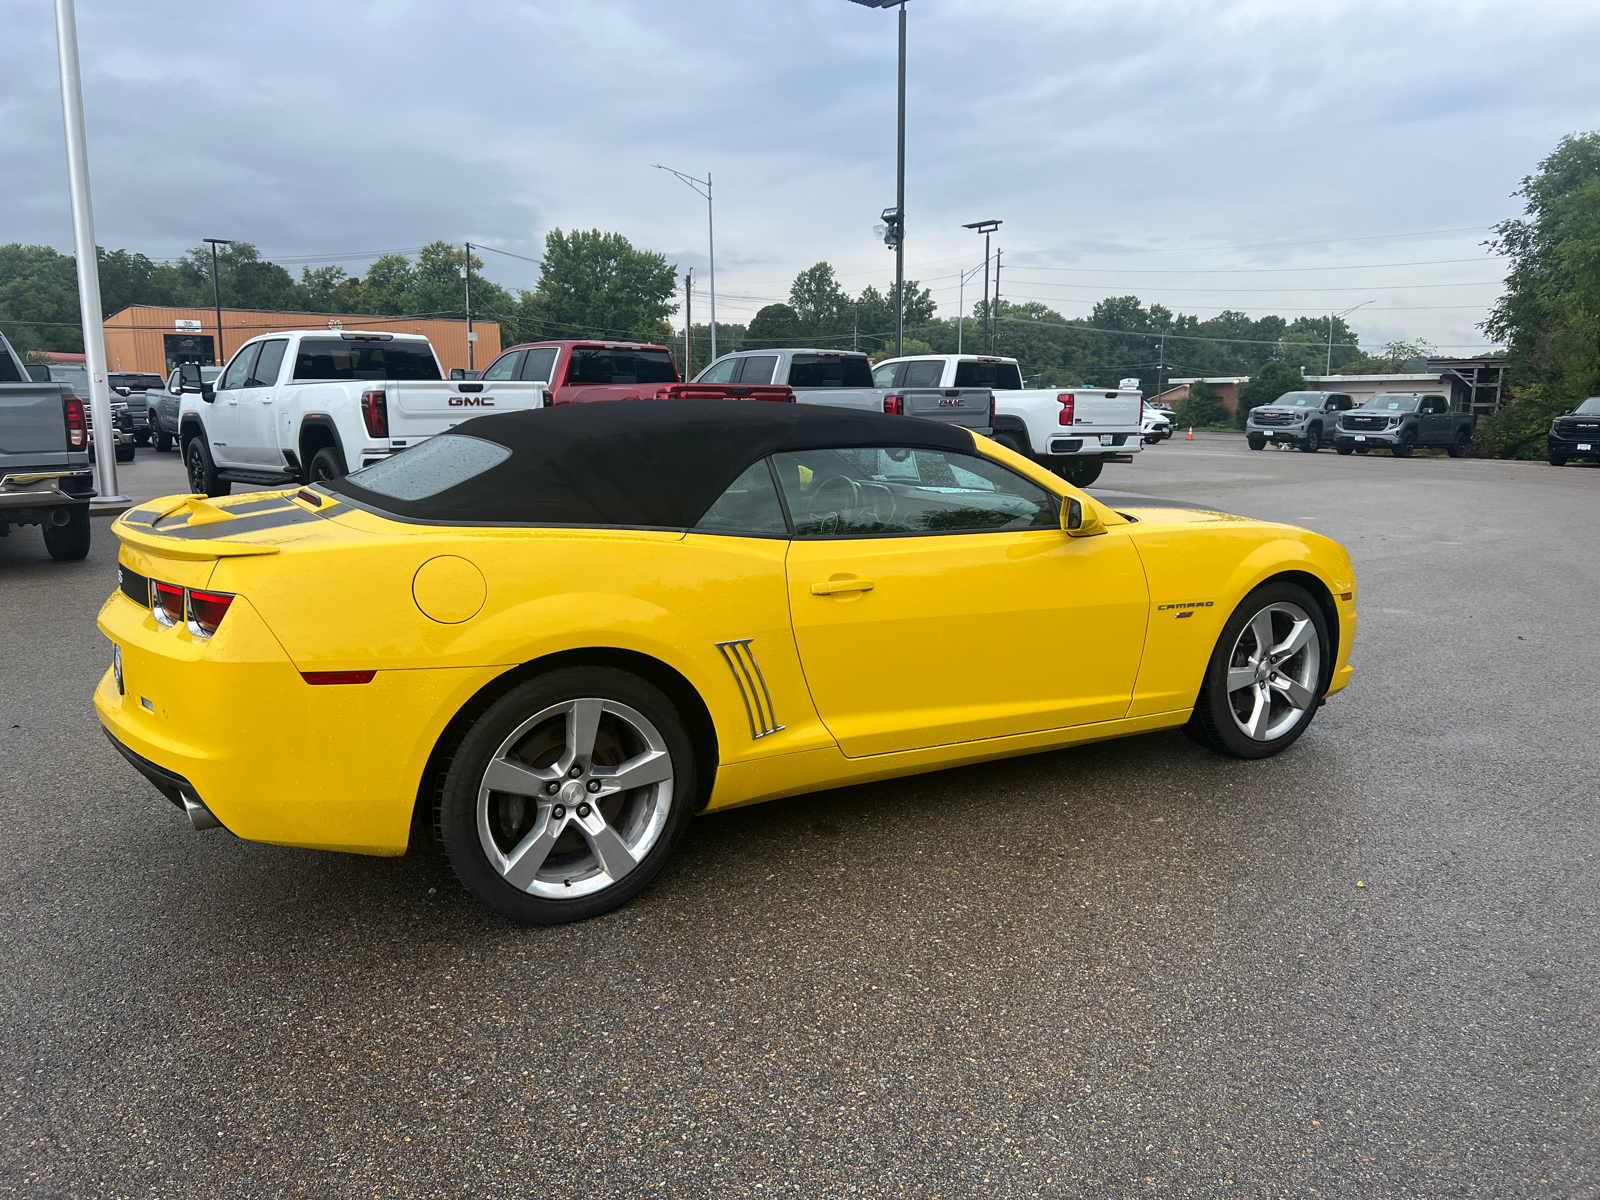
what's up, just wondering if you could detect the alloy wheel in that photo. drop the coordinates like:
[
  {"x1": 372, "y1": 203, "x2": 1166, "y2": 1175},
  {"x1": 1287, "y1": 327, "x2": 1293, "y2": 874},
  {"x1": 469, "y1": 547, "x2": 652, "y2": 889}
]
[
  {"x1": 475, "y1": 698, "x2": 674, "y2": 899},
  {"x1": 1225, "y1": 602, "x2": 1321, "y2": 742}
]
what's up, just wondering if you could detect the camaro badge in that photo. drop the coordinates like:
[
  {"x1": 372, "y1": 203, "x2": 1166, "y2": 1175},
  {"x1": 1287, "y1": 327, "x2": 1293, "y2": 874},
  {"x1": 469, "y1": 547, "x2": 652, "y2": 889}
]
[{"x1": 1158, "y1": 600, "x2": 1214, "y2": 619}]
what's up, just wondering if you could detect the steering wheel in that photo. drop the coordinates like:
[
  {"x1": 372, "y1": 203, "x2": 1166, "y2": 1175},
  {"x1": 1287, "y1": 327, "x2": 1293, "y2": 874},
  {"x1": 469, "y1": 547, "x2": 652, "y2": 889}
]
[{"x1": 808, "y1": 475, "x2": 862, "y2": 528}]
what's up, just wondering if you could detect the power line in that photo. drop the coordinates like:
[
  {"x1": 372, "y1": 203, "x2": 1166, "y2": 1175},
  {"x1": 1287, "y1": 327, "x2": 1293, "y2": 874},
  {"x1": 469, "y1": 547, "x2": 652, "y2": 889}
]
[{"x1": 1004, "y1": 256, "x2": 1503, "y2": 276}]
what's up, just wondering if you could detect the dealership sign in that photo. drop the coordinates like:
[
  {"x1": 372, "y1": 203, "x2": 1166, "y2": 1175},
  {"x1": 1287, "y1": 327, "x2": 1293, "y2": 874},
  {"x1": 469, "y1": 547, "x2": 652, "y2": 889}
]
[{"x1": 174, "y1": 319, "x2": 203, "y2": 331}]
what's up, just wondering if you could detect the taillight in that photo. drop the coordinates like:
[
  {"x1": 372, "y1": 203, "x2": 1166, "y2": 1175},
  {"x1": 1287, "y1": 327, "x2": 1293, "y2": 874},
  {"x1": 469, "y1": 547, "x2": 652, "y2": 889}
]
[
  {"x1": 63, "y1": 395, "x2": 87, "y2": 449},
  {"x1": 301, "y1": 671, "x2": 376, "y2": 685},
  {"x1": 884, "y1": 395, "x2": 904, "y2": 416},
  {"x1": 360, "y1": 389, "x2": 389, "y2": 437},
  {"x1": 988, "y1": 395, "x2": 996, "y2": 429},
  {"x1": 1057, "y1": 393, "x2": 1076, "y2": 426},
  {"x1": 153, "y1": 582, "x2": 185, "y2": 626},
  {"x1": 188, "y1": 590, "x2": 235, "y2": 637}
]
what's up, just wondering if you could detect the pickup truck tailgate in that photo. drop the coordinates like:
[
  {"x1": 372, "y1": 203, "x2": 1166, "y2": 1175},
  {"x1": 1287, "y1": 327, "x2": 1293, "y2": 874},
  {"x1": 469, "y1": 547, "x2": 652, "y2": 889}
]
[
  {"x1": 1068, "y1": 390, "x2": 1143, "y2": 430},
  {"x1": 385, "y1": 380, "x2": 547, "y2": 437},
  {"x1": 0, "y1": 383, "x2": 70, "y2": 457},
  {"x1": 898, "y1": 387, "x2": 992, "y2": 431}
]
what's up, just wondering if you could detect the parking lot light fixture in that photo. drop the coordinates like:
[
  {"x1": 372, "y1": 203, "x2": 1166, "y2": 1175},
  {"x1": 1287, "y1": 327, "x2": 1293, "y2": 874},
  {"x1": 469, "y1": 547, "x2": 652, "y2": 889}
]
[
  {"x1": 848, "y1": 0, "x2": 910, "y2": 355},
  {"x1": 653, "y1": 165, "x2": 716, "y2": 361},
  {"x1": 963, "y1": 220, "x2": 1002, "y2": 352},
  {"x1": 203, "y1": 238, "x2": 233, "y2": 367}
]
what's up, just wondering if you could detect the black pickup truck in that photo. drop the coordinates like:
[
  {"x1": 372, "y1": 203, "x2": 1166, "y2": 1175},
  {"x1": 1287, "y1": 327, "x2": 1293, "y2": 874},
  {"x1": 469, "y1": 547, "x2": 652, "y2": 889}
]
[
  {"x1": 0, "y1": 331, "x2": 94, "y2": 559},
  {"x1": 1548, "y1": 397, "x2": 1600, "y2": 466},
  {"x1": 1333, "y1": 393, "x2": 1475, "y2": 458}
]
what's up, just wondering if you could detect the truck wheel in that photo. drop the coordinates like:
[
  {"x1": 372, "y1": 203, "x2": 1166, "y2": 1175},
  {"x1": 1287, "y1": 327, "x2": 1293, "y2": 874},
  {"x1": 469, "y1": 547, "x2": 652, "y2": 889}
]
[
  {"x1": 1185, "y1": 581, "x2": 1328, "y2": 760},
  {"x1": 1448, "y1": 431, "x2": 1470, "y2": 458},
  {"x1": 42, "y1": 508, "x2": 91, "y2": 561},
  {"x1": 1247, "y1": 434, "x2": 1266, "y2": 451},
  {"x1": 156, "y1": 429, "x2": 173, "y2": 453},
  {"x1": 184, "y1": 436, "x2": 230, "y2": 497},
  {"x1": 1053, "y1": 459, "x2": 1102, "y2": 488},
  {"x1": 1335, "y1": 444, "x2": 1354, "y2": 456},
  {"x1": 1299, "y1": 427, "x2": 1321, "y2": 453},
  {"x1": 993, "y1": 430, "x2": 1030, "y2": 459},
  {"x1": 435, "y1": 667, "x2": 697, "y2": 925},
  {"x1": 308, "y1": 446, "x2": 348, "y2": 483},
  {"x1": 115, "y1": 442, "x2": 135, "y2": 463},
  {"x1": 1393, "y1": 431, "x2": 1415, "y2": 458},
  {"x1": 135, "y1": 432, "x2": 151, "y2": 447},
  {"x1": 1548, "y1": 453, "x2": 1567, "y2": 467}
]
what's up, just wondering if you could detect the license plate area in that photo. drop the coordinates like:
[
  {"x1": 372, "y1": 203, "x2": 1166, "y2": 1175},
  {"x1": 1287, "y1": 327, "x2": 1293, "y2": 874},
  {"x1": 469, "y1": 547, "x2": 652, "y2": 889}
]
[
  {"x1": 1099, "y1": 434, "x2": 1114, "y2": 446},
  {"x1": 1355, "y1": 435, "x2": 1367, "y2": 441}
]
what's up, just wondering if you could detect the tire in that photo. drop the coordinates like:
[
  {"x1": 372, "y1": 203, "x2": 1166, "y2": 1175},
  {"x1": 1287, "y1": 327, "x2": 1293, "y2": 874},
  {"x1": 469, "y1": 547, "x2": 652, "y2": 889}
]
[
  {"x1": 1247, "y1": 434, "x2": 1266, "y2": 451},
  {"x1": 1393, "y1": 430, "x2": 1415, "y2": 458},
  {"x1": 115, "y1": 441, "x2": 135, "y2": 463},
  {"x1": 436, "y1": 667, "x2": 697, "y2": 925},
  {"x1": 1548, "y1": 453, "x2": 1567, "y2": 467},
  {"x1": 1184, "y1": 581, "x2": 1329, "y2": 760},
  {"x1": 1449, "y1": 431, "x2": 1469, "y2": 458},
  {"x1": 308, "y1": 445, "x2": 347, "y2": 483},
  {"x1": 1299, "y1": 426, "x2": 1321, "y2": 453},
  {"x1": 42, "y1": 508, "x2": 91, "y2": 561},
  {"x1": 156, "y1": 429, "x2": 173, "y2": 453},
  {"x1": 184, "y1": 435, "x2": 230, "y2": 497},
  {"x1": 1355, "y1": 446, "x2": 1369, "y2": 454},
  {"x1": 993, "y1": 430, "x2": 1030, "y2": 459},
  {"x1": 135, "y1": 432, "x2": 151, "y2": 447},
  {"x1": 1052, "y1": 458, "x2": 1103, "y2": 488},
  {"x1": 1335, "y1": 444, "x2": 1354, "y2": 456}
]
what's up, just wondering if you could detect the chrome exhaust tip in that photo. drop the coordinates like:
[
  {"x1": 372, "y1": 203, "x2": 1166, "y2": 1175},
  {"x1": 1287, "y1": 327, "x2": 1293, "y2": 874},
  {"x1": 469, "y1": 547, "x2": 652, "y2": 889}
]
[{"x1": 180, "y1": 793, "x2": 223, "y2": 831}]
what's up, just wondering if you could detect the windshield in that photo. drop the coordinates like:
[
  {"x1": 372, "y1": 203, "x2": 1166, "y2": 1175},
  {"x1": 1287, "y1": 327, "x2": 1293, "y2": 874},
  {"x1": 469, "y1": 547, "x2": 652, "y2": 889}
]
[
  {"x1": 293, "y1": 338, "x2": 441, "y2": 381},
  {"x1": 1575, "y1": 397, "x2": 1600, "y2": 415},
  {"x1": 1274, "y1": 392, "x2": 1325, "y2": 408},
  {"x1": 953, "y1": 360, "x2": 1024, "y2": 390},
  {"x1": 788, "y1": 354, "x2": 874, "y2": 389},
  {"x1": 567, "y1": 347, "x2": 678, "y2": 386},
  {"x1": 1359, "y1": 394, "x2": 1419, "y2": 412}
]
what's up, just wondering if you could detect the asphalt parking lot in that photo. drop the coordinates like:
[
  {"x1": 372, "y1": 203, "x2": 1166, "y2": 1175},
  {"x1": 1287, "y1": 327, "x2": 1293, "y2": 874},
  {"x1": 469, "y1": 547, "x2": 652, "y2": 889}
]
[{"x1": 2, "y1": 436, "x2": 1596, "y2": 1199}]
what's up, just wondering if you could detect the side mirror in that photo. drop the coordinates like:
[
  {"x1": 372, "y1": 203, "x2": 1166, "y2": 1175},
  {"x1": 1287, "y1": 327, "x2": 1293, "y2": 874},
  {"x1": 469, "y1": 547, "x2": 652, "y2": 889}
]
[
  {"x1": 1063, "y1": 495, "x2": 1106, "y2": 538},
  {"x1": 448, "y1": 368, "x2": 465, "y2": 380},
  {"x1": 200, "y1": 382, "x2": 214, "y2": 403}
]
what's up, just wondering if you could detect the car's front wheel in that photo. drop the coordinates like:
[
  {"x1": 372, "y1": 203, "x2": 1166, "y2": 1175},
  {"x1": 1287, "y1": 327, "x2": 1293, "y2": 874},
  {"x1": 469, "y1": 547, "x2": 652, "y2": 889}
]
[
  {"x1": 156, "y1": 429, "x2": 173, "y2": 452},
  {"x1": 184, "y1": 436, "x2": 230, "y2": 497},
  {"x1": 1186, "y1": 581, "x2": 1328, "y2": 759},
  {"x1": 1548, "y1": 452, "x2": 1567, "y2": 467},
  {"x1": 1335, "y1": 443, "x2": 1354, "y2": 456},
  {"x1": 114, "y1": 442, "x2": 135, "y2": 463},
  {"x1": 437, "y1": 667, "x2": 697, "y2": 925},
  {"x1": 1393, "y1": 431, "x2": 1416, "y2": 458},
  {"x1": 1300, "y1": 426, "x2": 1321, "y2": 453},
  {"x1": 1247, "y1": 434, "x2": 1265, "y2": 451}
]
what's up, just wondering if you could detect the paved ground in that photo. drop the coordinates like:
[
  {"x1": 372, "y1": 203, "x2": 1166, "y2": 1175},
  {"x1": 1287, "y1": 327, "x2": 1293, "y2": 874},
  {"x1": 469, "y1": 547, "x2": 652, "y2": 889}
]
[{"x1": 2, "y1": 435, "x2": 1596, "y2": 1199}]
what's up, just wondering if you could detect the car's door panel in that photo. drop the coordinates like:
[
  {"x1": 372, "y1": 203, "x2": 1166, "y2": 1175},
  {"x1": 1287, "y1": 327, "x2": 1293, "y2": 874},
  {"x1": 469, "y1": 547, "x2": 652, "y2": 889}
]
[
  {"x1": 208, "y1": 343, "x2": 259, "y2": 467},
  {"x1": 238, "y1": 338, "x2": 288, "y2": 465}
]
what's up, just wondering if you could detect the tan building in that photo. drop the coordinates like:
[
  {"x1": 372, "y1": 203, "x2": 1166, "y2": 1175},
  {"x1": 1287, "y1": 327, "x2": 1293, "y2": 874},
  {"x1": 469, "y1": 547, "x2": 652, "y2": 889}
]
[
  {"x1": 101, "y1": 305, "x2": 500, "y2": 376},
  {"x1": 1158, "y1": 377, "x2": 1249, "y2": 419}
]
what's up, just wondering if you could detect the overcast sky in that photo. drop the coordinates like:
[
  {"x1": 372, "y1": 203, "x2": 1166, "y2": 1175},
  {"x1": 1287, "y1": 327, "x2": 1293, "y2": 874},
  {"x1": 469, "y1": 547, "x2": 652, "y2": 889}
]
[{"x1": 5, "y1": 0, "x2": 1597, "y2": 360}]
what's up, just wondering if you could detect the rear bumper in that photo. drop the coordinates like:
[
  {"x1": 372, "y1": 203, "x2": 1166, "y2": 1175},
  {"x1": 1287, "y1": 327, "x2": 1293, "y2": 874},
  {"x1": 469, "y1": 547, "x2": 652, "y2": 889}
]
[
  {"x1": 0, "y1": 470, "x2": 93, "y2": 525},
  {"x1": 1044, "y1": 432, "x2": 1142, "y2": 459},
  {"x1": 101, "y1": 726, "x2": 225, "y2": 831}
]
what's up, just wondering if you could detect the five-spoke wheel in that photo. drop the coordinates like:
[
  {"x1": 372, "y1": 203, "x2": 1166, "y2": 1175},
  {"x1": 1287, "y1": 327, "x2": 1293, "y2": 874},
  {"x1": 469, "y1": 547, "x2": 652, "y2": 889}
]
[
  {"x1": 1187, "y1": 582, "x2": 1329, "y2": 758},
  {"x1": 437, "y1": 667, "x2": 696, "y2": 924}
]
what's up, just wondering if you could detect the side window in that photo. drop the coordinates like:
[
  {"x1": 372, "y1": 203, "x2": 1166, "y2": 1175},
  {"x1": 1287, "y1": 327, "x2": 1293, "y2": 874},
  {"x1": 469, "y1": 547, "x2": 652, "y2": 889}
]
[
  {"x1": 697, "y1": 358, "x2": 737, "y2": 385},
  {"x1": 872, "y1": 363, "x2": 899, "y2": 388},
  {"x1": 772, "y1": 446, "x2": 1059, "y2": 538},
  {"x1": 219, "y1": 343, "x2": 259, "y2": 391},
  {"x1": 901, "y1": 361, "x2": 943, "y2": 388},
  {"x1": 736, "y1": 356, "x2": 778, "y2": 385},
  {"x1": 481, "y1": 351, "x2": 522, "y2": 381},
  {"x1": 692, "y1": 460, "x2": 789, "y2": 536},
  {"x1": 520, "y1": 348, "x2": 559, "y2": 382},
  {"x1": 247, "y1": 339, "x2": 288, "y2": 388}
]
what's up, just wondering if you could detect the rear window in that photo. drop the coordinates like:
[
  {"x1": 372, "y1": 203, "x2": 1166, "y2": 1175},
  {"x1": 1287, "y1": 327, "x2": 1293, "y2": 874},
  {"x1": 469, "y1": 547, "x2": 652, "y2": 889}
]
[
  {"x1": 292, "y1": 338, "x2": 441, "y2": 381},
  {"x1": 110, "y1": 373, "x2": 165, "y2": 391},
  {"x1": 344, "y1": 435, "x2": 510, "y2": 501},
  {"x1": 953, "y1": 360, "x2": 1023, "y2": 390},
  {"x1": 566, "y1": 347, "x2": 678, "y2": 386},
  {"x1": 787, "y1": 354, "x2": 874, "y2": 389}
]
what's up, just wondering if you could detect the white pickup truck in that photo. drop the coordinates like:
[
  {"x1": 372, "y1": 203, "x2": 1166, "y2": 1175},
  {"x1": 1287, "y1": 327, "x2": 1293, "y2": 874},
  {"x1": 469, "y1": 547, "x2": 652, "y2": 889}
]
[
  {"x1": 175, "y1": 331, "x2": 546, "y2": 496},
  {"x1": 871, "y1": 354, "x2": 1143, "y2": 487}
]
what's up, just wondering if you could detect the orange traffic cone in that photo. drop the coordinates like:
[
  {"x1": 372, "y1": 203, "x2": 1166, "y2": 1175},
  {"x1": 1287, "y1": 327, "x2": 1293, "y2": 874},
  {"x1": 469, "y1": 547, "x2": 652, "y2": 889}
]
[{"x1": 1187, "y1": 426, "x2": 1194, "y2": 440}]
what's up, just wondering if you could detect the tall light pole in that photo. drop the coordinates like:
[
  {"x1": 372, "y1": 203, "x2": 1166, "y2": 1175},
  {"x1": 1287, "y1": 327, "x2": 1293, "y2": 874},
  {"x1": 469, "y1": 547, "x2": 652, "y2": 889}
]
[
  {"x1": 963, "y1": 219, "x2": 1001, "y2": 352},
  {"x1": 654, "y1": 165, "x2": 717, "y2": 360},
  {"x1": 203, "y1": 237, "x2": 232, "y2": 367},
  {"x1": 54, "y1": 0, "x2": 126, "y2": 504},
  {"x1": 463, "y1": 242, "x2": 475, "y2": 371},
  {"x1": 956, "y1": 263, "x2": 982, "y2": 353},
  {"x1": 1326, "y1": 300, "x2": 1373, "y2": 375},
  {"x1": 850, "y1": 0, "x2": 909, "y2": 355}
]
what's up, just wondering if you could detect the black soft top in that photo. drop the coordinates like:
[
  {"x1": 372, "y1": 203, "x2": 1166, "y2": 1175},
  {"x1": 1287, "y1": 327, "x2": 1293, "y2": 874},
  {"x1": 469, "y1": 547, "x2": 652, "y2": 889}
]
[{"x1": 327, "y1": 399, "x2": 975, "y2": 528}]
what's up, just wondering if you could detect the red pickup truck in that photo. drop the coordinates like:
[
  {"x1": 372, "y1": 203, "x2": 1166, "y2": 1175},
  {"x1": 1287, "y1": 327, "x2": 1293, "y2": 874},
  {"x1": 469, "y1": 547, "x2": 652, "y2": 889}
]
[{"x1": 477, "y1": 340, "x2": 793, "y2": 405}]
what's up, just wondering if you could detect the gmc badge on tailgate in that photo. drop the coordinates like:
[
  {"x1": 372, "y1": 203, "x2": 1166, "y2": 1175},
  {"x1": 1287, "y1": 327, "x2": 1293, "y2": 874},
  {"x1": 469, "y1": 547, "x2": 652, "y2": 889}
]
[
  {"x1": 449, "y1": 396, "x2": 494, "y2": 406},
  {"x1": 937, "y1": 398, "x2": 964, "y2": 407}
]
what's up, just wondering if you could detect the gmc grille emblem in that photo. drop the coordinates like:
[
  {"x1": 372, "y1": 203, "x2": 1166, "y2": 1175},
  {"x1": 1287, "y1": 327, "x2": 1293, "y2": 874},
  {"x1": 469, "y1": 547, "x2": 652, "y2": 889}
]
[{"x1": 449, "y1": 396, "x2": 494, "y2": 406}]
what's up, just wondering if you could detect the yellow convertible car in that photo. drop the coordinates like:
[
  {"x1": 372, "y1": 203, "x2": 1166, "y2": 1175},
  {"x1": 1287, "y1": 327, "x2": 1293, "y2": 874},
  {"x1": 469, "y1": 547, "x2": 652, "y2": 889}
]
[{"x1": 97, "y1": 401, "x2": 1356, "y2": 924}]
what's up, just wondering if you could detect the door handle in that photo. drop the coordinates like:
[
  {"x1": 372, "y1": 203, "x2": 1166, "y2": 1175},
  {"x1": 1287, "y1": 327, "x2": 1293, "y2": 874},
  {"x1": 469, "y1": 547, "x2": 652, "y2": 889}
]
[{"x1": 811, "y1": 578, "x2": 874, "y2": 596}]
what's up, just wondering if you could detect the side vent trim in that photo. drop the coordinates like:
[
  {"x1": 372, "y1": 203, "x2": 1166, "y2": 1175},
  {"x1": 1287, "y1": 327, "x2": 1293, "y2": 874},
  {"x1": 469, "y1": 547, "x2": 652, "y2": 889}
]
[{"x1": 715, "y1": 638, "x2": 786, "y2": 740}]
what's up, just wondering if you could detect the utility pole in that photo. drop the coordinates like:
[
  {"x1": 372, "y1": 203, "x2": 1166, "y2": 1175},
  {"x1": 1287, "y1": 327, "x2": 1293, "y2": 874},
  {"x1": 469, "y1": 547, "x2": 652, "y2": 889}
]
[
  {"x1": 1157, "y1": 334, "x2": 1167, "y2": 399},
  {"x1": 653, "y1": 165, "x2": 717, "y2": 360},
  {"x1": 963, "y1": 220, "x2": 1001, "y2": 353},
  {"x1": 853, "y1": 302, "x2": 860, "y2": 353},
  {"x1": 204, "y1": 237, "x2": 231, "y2": 367},
  {"x1": 684, "y1": 270, "x2": 692, "y2": 378},
  {"x1": 1327, "y1": 300, "x2": 1374, "y2": 375},
  {"x1": 55, "y1": 0, "x2": 126, "y2": 504},
  {"x1": 992, "y1": 247, "x2": 1002, "y2": 353},
  {"x1": 463, "y1": 242, "x2": 474, "y2": 372}
]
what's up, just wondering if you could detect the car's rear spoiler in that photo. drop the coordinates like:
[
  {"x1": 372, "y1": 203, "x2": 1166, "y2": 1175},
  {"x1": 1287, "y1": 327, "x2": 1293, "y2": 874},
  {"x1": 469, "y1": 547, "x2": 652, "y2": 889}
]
[{"x1": 112, "y1": 494, "x2": 290, "y2": 560}]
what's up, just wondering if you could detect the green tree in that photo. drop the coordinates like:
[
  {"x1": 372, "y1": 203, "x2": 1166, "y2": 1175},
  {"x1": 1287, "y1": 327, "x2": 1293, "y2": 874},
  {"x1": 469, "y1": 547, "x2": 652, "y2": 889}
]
[
  {"x1": 1174, "y1": 380, "x2": 1229, "y2": 428},
  {"x1": 789, "y1": 262, "x2": 853, "y2": 342},
  {"x1": 1479, "y1": 132, "x2": 1600, "y2": 456},
  {"x1": 519, "y1": 229, "x2": 677, "y2": 342},
  {"x1": 1236, "y1": 361, "x2": 1306, "y2": 427},
  {"x1": 745, "y1": 303, "x2": 803, "y2": 348}
]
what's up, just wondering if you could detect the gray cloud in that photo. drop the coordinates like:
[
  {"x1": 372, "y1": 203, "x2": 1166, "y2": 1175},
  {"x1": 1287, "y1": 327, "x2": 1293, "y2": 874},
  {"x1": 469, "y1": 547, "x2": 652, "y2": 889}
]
[{"x1": 3, "y1": 0, "x2": 1596, "y2": 351}]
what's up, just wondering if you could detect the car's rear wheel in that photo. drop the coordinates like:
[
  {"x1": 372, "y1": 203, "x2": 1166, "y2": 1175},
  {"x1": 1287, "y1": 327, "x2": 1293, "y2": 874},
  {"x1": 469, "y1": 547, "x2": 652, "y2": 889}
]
[
  {"x1": 1300, "y1": 426, "x2": 1321, "y2": 453},
  {"x1": 42, "y1": 508, "x2": 91, "y2": 561},
  {"x1": 437, "y1": 667, "x2": 696, "y2": 925},
  {"x1": 993, "y1": 430, "x2": 1030, "y2": 458},
  {"x1": 1449, "y1": 431, "x2": 1469, "y2": 458},
  {"x1": 1186, "y1": 582, "x2": 1327, "y2": 759},
  {"x1": 1053, "y1": 459, "x2": 1102, "y2": 488},
  {"x1": 184, "y1": 436, "x2": 230, "y2": 497},
  {"x1": 308, "y1": 446, "x2": 347, "y2": 483}
]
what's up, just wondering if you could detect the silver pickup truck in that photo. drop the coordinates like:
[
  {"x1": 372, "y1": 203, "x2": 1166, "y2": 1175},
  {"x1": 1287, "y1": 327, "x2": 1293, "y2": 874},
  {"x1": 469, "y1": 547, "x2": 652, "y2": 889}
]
[
  {"x1": 693, "y1": 348, "x2": 993, "y2": 436},
  {"x1": 1, "y1": 331, "x2": 95, "y2": 560}
]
